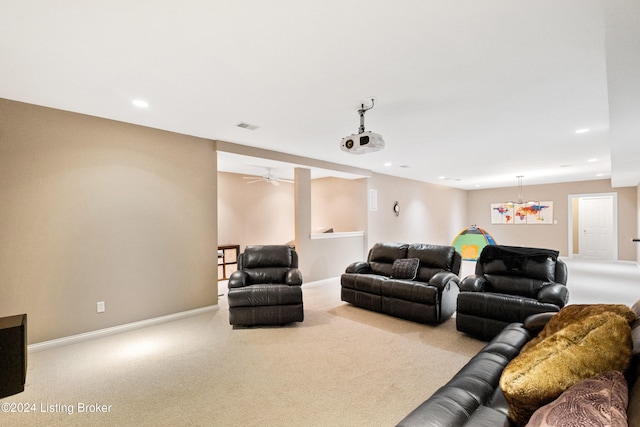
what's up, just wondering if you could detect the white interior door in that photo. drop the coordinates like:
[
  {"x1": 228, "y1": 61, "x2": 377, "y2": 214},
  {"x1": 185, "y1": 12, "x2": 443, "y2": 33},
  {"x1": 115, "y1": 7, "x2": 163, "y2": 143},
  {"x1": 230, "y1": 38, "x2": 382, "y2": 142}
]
[{"x1": 578, "y1": 196, "x2": 614, "y2": 260}]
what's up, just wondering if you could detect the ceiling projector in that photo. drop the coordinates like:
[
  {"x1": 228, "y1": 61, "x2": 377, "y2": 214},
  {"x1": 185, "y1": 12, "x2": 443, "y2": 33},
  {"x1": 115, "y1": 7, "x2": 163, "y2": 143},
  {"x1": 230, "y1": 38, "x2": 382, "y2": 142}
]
[
  {"x1": 340, "y1": 131, "x2": 385, "y2": 154},
  {"x1": 340, "y1": 98, "x2": 385, "y2": 154}
]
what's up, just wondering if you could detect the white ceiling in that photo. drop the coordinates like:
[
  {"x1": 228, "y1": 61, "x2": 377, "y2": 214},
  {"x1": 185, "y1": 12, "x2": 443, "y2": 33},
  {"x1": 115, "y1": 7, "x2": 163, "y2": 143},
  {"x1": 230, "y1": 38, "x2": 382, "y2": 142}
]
[{"x1": 1, "y1": 1, "x2": 638, "y2": 190}]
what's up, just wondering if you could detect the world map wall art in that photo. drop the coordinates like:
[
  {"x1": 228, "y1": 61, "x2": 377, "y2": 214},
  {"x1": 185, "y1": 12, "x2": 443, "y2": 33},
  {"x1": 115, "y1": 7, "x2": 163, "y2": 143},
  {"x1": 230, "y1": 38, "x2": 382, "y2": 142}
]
[{"x1": 490, "y1": 201, "x2": 553, "y2": 224}]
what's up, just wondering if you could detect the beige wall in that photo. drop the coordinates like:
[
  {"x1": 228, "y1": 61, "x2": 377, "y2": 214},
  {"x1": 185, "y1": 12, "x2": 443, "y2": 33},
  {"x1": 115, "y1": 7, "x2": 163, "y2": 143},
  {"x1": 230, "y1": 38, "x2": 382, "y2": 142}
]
[
  {"x1": 0, "y1": 99, "x2": 218, "y2": 344},
  {"x1": 367, "y1": 173, "x2": 468, "y2": 247},
  {"x1": 217, "y1": 171, "x2": 368, "y2": 282},
  {"x1": 311, "y1": 177, "x2": 368, "y2": 232},
  {"x1": 466, "y1": 179, "x2": 638, "y2": 260},
  {"x1": 215, "y1": 140, "x2": 372, "y2": 276},
  {"x1": 217, "y1": 173, "x2": 367, "y2": 251},
  {"x1": 217, "y1": 171, "x2": 295, "y2": 251},
  {"x1": 637, "y1": 185, "x2": 640, "y2": 263},
  {"x1": 3, "y1": 98, "x2": 639, "y2": 344},
  {"x1": 295, "y1": 169, "x2": 366, "y2": 282}
]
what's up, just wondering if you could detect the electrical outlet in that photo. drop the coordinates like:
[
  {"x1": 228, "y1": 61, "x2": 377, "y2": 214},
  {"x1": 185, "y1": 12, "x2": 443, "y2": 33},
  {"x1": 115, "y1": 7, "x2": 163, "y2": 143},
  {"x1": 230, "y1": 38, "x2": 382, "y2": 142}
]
[{"x1": 97, "y1": 301, "x2": 105, "y2": 313}]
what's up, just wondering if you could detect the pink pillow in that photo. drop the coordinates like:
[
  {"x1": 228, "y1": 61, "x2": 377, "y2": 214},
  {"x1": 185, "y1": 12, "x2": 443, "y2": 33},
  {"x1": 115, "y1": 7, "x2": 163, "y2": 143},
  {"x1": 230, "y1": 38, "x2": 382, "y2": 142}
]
[{"x1": 526, "y1": 371, "x2": 628, "y2": 427}]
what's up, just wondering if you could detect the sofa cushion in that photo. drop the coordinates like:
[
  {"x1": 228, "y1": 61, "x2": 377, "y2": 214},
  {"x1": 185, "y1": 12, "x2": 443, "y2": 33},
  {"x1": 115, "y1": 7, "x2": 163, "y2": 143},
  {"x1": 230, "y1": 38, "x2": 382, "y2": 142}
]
[
  {"x1": 368, "y1": 242, "x2": 408, "y2": 276},
  {"x1": 500, "y1": 312, "x2": 632, "y2": 426},
  {"x1": 525, "y1": 371, "x2": 628, "y2": 427},
  {"x1": 409, "y1": 243, "x2": 460, "y2": 282},
  {"x1": 340, "y1": 273, "x2": 387, "y2": 295},
  {"x1": 479, "y1": 245, "x2": 559, "y2": 281},
  {"x1": 484, "y1": 275, "x2": 551, "y2": 299},
  {"x1": 380, "y1": 280, "x2": 437, "y2": 304},
  {"x1": 227, "y1": 284, "x2": 302, "y2": 308},
  {"x1": 522, "y1": 304, "x2": 637, "y2": 354},
  {"x1": 242, "y1": 245, "x2": 294, "y2": 269},
  {"x1": 457, "y1": 291, "x2": 560, "y2": 323},
  {"x1": 391, "y1": 258, "x2": 419, "y2": 280},
  {"x1": 407, "y1": 243, "x2": 455, "y2": 270},
  {"x1": 483, "y1": 256, "x2": 556, "y2": 282}
]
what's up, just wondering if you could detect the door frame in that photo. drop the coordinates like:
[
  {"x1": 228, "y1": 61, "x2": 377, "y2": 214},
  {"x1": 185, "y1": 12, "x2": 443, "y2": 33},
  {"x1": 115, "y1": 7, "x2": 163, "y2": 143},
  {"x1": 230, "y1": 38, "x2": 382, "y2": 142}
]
[{"x1": 567, "y1": 192, "x2": 618, "y2": 260}]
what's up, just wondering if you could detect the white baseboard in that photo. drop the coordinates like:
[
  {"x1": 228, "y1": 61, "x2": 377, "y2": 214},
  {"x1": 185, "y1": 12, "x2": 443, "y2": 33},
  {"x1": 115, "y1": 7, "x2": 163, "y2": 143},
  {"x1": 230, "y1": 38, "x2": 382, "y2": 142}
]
[
  {"x1": 28, "y1": 305, "x2": 219, "y2": 353},
  {"x1": 302, "y1": 277, "x2": 340, "y2": 288}
]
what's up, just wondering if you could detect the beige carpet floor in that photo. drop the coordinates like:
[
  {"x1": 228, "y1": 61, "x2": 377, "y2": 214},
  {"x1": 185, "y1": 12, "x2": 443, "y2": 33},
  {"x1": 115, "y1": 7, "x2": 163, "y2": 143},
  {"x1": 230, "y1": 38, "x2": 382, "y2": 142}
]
[
  {"x1": 4, "y1": 258, "x2": 639, "y2": 426},
  {"x1": 2, "y1": 279, "x2": 485, "y2": 427}
]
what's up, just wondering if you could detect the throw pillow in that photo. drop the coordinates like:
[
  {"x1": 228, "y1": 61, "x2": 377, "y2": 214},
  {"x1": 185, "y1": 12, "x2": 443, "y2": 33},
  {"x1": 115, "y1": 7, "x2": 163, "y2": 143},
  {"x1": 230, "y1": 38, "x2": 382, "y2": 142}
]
[
  {"x1": 500, "y1": 312, "x2": 632, "y2": 427},
  {"x1": 390, "y1": 258, "x2": 420, "y2": 280},
  {"x1": 525, "y1": 371, "x2": 628, "y2": 427},
  {"x1": 521, "y1": 303, "x2": 636, "y2": 354}
]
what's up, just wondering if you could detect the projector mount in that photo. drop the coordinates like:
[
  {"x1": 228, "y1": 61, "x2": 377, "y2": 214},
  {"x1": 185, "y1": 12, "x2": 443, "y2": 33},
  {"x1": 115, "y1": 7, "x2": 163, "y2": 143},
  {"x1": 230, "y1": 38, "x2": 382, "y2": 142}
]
[
  {"x1": 340, "y1": 97, "x2": 385, "y2": 154},
  {"x1": 357, "y1": 98, "x2": 376, "y2": 134}
]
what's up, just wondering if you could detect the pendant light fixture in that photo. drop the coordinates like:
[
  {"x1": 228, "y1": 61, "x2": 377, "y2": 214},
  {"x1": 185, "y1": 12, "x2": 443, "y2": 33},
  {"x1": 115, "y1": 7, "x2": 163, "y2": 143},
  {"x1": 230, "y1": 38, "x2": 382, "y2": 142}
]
[
  {"x1": 515, "y1": 175, "x2": 525, "y2": 204},
  {"x1": 505, "y1": 175, "x2": 539, "y2": 207}
]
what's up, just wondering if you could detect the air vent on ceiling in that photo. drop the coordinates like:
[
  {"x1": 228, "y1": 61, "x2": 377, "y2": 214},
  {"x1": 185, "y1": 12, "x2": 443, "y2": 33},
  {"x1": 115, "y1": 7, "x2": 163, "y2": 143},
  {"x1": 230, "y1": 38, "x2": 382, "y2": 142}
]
[{"x1": 237, "y1": 122, "x2": 259, "y2": 131}]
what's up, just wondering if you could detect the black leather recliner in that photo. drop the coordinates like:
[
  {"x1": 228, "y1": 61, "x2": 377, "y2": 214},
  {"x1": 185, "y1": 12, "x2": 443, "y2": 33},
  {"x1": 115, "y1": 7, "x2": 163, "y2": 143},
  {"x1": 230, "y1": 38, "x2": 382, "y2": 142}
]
[
  {"x1": 456, "y1": 245, "x2": 568, "y2": 341},
  {"x1": 227, "y1": 245, "x2": 303, "y2": 326}
]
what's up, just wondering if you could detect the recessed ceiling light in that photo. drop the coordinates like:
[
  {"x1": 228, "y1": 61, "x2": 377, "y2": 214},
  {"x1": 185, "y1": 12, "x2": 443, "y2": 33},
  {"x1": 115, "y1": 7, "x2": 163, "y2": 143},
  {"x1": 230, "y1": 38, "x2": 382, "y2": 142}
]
[
  {"x1": 587, "y1": 158, "x2": 597, "y2": 162},
  {"x1": 596, "y1": 173, "x2": 606, "y2": 177},
  {"x1": 438, "y1": 176, "x2": 446, "y2": 180},
  {"x1": 575, "y1": 128, "x2": 590, "y2": 134},
  {"x1": 132, "y1": 99, "x2": 149, "y2": 108},
  {"x1": 383, "y1": 162, "x2": 392, "y2": 167}
]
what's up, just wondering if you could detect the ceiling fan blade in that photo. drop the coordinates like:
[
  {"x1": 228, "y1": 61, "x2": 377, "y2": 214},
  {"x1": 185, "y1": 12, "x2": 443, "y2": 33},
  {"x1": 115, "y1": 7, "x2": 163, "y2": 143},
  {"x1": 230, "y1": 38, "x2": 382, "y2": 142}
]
[{"x1": 242, "y1": 167, "x2": 292, "y2": 185}]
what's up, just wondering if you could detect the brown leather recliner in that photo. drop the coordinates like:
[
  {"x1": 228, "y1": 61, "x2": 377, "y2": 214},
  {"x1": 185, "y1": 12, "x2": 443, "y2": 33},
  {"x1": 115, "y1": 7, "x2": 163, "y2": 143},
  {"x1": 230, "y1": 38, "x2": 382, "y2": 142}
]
[
  {"x1": 227, "y1": 245, "x2": 303, "y2": 326},
  {"x1": 456, "y1": 244, "x2": 568, "y2": 341}
]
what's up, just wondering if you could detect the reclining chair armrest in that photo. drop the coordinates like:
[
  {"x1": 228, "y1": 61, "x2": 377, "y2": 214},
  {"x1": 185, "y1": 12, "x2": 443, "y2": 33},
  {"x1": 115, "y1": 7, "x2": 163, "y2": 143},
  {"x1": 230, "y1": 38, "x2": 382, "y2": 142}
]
[
  {"x1": 537, "y1": 282, "x2": 569, "y2": 307},
  {"x1": 458, "y1": 275, "x2": 487, "y2": 292},
  {"x1": 285, "y1": 269, "x2": 303, "y2": 286},
  {"x1": 524, "y1": 312, "x2": 557, "y2": 334},
  {"x1": 428, "y1": 271, "x2": 460, "y2": 291},
  {"x1": 345, "y1": 261, "x2": 371, "y2": 274},
  {"x1": 228, "y1": 270, "x2": 250, "y2": 288}
]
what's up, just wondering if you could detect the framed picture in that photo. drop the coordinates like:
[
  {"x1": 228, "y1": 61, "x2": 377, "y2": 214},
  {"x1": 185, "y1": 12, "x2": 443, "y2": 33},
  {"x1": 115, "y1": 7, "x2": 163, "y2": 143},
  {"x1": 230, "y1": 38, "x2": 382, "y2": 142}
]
[
  {"x1": 491, "y1": 202, "x2": 514, "y2": 224},
  {"x1": 491, "y1": 201, "x2": 553, "y2": 224}
]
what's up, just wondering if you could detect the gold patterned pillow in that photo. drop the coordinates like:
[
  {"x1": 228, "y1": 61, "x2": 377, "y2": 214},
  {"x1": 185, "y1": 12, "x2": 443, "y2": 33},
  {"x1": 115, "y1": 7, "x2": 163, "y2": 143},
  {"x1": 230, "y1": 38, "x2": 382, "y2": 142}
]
[
  {"x1": 500, "y1": 312, "x2": 632, "y2": 426},
  {"x1": 522, "y1": 304, "x2": 636, "y2": 354}
]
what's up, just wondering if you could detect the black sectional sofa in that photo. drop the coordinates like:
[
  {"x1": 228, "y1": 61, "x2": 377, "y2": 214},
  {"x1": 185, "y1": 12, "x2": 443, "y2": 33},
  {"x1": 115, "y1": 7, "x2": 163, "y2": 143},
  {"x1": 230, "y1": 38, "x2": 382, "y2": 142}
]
[
  {"x1": 397, "y1": 322, "x2": 532, "y2": 426},
  {"x1": 397, "y1": 302, "x2": 640, "y2": 426},
  {"x1": 341, "y1": 242, "x2": 461, "y2": 325}
]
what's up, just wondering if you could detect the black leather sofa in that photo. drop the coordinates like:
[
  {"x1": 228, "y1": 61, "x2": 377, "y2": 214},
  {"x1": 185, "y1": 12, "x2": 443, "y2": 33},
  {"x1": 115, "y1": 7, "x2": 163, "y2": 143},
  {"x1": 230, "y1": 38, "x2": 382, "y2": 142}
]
[
  {"x1": 397, "y1": 322, "x2": 532, "y2": 426},
  {"x1": 341, "y1": 242, "x2": 461, "y2": 325},
  {"x1": 397, "y1": 303, "x2": 640, "y2": 427}
]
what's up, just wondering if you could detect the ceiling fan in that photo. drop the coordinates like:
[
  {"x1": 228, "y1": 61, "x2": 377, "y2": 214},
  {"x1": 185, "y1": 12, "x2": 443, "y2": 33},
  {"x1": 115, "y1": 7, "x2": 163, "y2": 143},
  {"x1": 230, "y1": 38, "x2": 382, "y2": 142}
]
[{"x1": 243, "y1": 168, "x2": 293, "y2": 186}]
